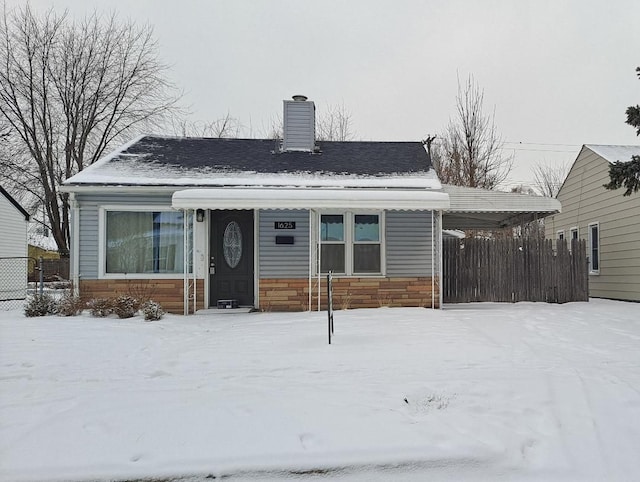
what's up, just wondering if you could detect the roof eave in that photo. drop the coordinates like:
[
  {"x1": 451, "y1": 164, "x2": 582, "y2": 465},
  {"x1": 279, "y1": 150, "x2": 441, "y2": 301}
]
[
  {"x1": 0, "y1": 185, "x2": 30, "y2": 221},
  {"x1": 172, "y1": 187, "x2": 450, "y2": 211}
]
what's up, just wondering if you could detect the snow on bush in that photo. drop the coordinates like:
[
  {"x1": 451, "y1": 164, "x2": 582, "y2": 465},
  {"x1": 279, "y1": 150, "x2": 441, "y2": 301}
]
[
  {"x1": 112, "y1": 295, "x2": 139, "y2": 319},
  {"x1": 87, "y1": 298, "x2": 113, "y2": 318},
  {"x1": 141, "y1": 300, "x2": 164, "y2": 321},
  {"x1": 23, "y1": 294, "x2": 58, "y2": 317},
  {"x1": 57, "y1": 294, "x2": 85, "y2": 317}
]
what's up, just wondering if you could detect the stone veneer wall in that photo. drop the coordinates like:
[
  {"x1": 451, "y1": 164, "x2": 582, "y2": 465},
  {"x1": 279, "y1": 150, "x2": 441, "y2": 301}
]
[
  {"x1": 259, "y1": 277, "x2": 439, "y2": 311},
  {"x1": 79, "y1": 277, "x2": 439, "y2": 314},
  {"x1": 79, "y1": 279, "x2": 205, "y2": 314}
]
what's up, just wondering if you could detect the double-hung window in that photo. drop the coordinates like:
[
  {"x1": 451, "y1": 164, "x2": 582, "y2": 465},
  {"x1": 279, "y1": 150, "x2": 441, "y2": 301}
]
[
  {"x1": 569, "y1": 227, "x2": 578, "y2": 252},
  {"x1": 570, "y1": 227, "x2": 579, "y2": 240},
  {"x1": 319, "y1": 212, "x2": 383, "y2": 275},
  {"x1": 353, "y1": 214, "x2": 381, "y2": 273},
  {"x1": 320, "y1": 215, "x2": 346, "y2": 274},
  {"x1": 103, "y1": 209, "x2": 192, "y2": 276}
]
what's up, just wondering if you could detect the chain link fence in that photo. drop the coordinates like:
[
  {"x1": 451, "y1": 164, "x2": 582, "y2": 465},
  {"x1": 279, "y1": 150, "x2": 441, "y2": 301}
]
[
  {"x1": 0, "y1": 257, "x2": 32, "y2": 310},
  {"x1": 0, "y1": 257, "x2": 71, "y2": 311}
]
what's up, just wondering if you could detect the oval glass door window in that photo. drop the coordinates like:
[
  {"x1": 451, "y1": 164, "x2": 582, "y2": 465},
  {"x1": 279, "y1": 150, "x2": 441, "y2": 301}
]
[{"x1": 223, "y1": 221, "x2": 242, "y2": 268}]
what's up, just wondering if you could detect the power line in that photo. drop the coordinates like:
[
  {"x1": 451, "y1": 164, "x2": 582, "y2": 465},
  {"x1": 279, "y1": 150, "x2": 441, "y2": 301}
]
[
  {"x1": 504, "y1": 141, "x2": 580, "y2": 147},
  {"x1": 500, "y1": 147, "x2": 577, "y2": 153},
  {"x1": 431, "y1": 138, "x2": 579, "y2": 153}
]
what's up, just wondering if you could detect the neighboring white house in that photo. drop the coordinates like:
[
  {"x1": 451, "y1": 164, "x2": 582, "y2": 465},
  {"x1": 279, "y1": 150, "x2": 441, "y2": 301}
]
[
  {"x1": 545, "y1": 145, "x2": 640, "y2": 302},
  {"x1": 0, "y1": 185, "x2": 30, "y2": 301}
]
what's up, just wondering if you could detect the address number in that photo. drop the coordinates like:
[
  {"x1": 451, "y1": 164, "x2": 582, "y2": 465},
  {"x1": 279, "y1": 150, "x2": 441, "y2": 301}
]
[{"x1": 274, "y1": 221, "x2": 296, "y2": 229}]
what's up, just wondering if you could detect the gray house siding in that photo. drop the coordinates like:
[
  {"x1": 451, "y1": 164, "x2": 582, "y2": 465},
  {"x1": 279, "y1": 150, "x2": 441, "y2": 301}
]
[
  {"x1": 546, "y1": 147, "x2": 640, "y2": 301},
  {"x1": 76, "y1": 193, "x2": 437, "y2": 283},
  {"x1": 258, "y1": 210, "x2": 310, "y2": 278},
  {"x1": 75, "y1": 193, "x2": 173, "y2": 280},
  {"x1": 386, "y1": 210, "x2": 433, "y2": 276},
  {"x1": 258, "y1": 210, "x2": 435, "y2": 279},
  {"x1": 78, "y1": 206, "x2": 99, "y2": 279}
]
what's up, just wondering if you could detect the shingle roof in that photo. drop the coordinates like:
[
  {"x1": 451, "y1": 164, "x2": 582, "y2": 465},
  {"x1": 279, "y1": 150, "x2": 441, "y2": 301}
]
[
  {"x1": 64, "y1": 135, "x2": 439, "y2": 189},
  {"x1": 68, "y1": 135, "x2": 434, "y2": 183},
  {"x1": 117, "y1": 136, "x2": 432, "y2": 175}
]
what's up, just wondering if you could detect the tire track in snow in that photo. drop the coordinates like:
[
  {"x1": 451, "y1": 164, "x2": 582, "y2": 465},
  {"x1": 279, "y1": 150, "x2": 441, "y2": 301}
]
[{"x1": 574, "y1": 368, "x2": 611, "y2": 473}]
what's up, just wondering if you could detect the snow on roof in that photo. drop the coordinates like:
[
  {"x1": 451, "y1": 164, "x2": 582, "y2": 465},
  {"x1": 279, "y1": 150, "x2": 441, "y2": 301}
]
[
  {"x1": 63, "y1": 135, "x2": 442, "y2": 191},
  {"x1": 28, "y1": 232, "x2": 58, "y2": 251},
  {"x1": 443, "y1": 229, "x2": 465, "y2": 238},
  {"x1": 585, "y1": 145, "x2": 640, "y2": 163},
  {"x1": 64, "y1": 160, "x2": 442, "y2": 189}
]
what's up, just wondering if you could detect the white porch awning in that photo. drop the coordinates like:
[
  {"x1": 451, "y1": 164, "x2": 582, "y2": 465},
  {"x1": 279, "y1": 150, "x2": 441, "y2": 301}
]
[{"x1": 172, "y1": 188, "x2": 450, "y2": 211}]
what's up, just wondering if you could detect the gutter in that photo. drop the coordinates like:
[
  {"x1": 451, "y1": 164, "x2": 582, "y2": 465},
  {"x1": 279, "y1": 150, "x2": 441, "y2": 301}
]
[{"x1": 70, "y1": 192, "x2": 80, "y2": 295}]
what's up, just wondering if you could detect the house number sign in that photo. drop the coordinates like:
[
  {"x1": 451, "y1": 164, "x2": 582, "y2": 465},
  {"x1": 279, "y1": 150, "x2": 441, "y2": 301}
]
[{"x1": 274, "y1": 221, "x2": 296, "y2": 229}]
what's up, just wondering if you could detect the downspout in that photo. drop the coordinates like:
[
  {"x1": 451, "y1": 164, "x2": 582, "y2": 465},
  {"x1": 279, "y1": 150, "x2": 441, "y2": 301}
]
[
  {"x1": 192, "y1": 210, "x2": 196, "y2": 314},
  {"x1": 431, "y1": 210, "x2": 435, "y2": 309},
  {"x1": 308, "y1": 210, "x2": 313, "y2": 312},
  {"x1": 438, "y1": 210, "x2": 443, "y2": 309},
  {"x1": 183, "y1": 208, "x2": 188, "y2": 315},
  {"x1": 317, "y1": 211, "x2": 322, "y2": 311},
  {"x1": 70, "y1": 192, "x2": 80, "y2": 296}
]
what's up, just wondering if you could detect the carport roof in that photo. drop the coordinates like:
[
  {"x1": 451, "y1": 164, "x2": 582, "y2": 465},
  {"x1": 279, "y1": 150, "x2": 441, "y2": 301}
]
[{"x1": 442, "y1": 184, "x2": 561, "y2": 229}]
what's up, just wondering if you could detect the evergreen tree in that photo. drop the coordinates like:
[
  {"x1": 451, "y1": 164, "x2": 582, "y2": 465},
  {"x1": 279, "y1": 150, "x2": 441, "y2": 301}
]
[{"x1": 604, "y1": 67, "x2": 640, "y2": 196}]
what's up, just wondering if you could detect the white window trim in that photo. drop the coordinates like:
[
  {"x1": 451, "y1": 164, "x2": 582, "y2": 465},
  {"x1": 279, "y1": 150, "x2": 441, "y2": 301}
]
[
  {"x1": 569, "y1": 227, "x2": 578, "y2": 239},
  {"x1": 98, "y1": 205, "x2": 192, "y2": 279},
  {"x1": 569, "y1": 226, "x2": 578, "y2": 252},
  {"x1": 313, "y1": 210, "x2": 386, "y2": 277},
  {"x1": 588, "y1": 222, "x2": 600, "y2": 275},
  {"x1": 557, "y1": 230, "x2": 565, "y2": 240}
]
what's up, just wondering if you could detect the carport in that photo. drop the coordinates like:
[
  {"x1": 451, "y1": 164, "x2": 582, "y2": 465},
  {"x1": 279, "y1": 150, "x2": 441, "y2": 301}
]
[{"x1": 442, "y1": 184, "x2": 561, "y2": 230}]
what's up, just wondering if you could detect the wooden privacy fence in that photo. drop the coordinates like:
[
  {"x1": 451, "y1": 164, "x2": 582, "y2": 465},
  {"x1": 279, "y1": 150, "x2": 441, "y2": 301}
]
[{"x1": 443, "y1": 238, "x2": 588, "y2": 304}]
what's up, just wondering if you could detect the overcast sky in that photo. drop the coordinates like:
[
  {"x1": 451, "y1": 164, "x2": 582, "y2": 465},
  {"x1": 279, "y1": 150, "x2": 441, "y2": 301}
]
[{"x1": 8, "y1": 0, "x2": 640, "y2": 188}]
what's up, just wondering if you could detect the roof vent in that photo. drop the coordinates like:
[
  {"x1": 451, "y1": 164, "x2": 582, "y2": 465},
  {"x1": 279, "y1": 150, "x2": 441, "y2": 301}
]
[{"x1": 282, "y1": 96, "x2": 315, "y2": 152}]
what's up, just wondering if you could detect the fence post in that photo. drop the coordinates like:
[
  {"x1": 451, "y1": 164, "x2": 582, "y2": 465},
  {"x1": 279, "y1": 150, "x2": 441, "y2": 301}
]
[{"x1": 38, "y1": 257, "x2": 44, "y2": 296}]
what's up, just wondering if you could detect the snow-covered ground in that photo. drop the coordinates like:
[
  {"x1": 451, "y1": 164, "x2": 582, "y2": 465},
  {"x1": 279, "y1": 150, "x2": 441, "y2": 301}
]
[{"x1": 1, "y1": 300, "x2": 639, "y2": 481}]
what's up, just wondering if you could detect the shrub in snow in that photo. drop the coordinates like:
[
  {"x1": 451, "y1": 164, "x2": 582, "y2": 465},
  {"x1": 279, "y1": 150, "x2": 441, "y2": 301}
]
[
  {"x1": 24, "y1": 294, "x2": 57, "y2": 317},
  {"x1": 125, "y1": 281, "x2": 157, "y2": 308},
  {"x1": 57, "y1": 294, "x2": 85, "y2": 316},
  {"x1": 142, "y1": 300, "x2": 164, "y2": 321},
  {"x1": 88, "y1": 298, "x2": 114, "y2": 317},
  {"x1": 112, "y1": 295, "x2": 138, "y2": 319}
]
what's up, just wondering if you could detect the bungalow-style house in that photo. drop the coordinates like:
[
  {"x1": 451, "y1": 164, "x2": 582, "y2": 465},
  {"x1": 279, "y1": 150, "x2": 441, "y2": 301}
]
[
  {"x1": 0, "y1": 185, "x2": 30, "y2": 302},
  {"x1": 62, "y1": 96, "x2": 561, "y2": 313},
  {"x1": 545, "y1": 145, "x2": 640, "y2": 302}
]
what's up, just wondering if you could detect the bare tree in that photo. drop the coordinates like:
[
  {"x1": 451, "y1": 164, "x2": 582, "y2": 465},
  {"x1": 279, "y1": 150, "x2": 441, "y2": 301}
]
[
  {"x1": 432, "y1": 75, "x2": 512, "y2": 189},
  {"x1": 256, "y1": 102, "x2": 356, "y2": 142},
  {"x1": 532, "y1": 161, "x2": 570, "y2": 198},
  {"x1": 316, "y1": 102, "x2": 355, "y2": 141},
  {"x1": 0, "y1": 4, "x2": 179, "y2": 256},
  {"x1": 171, "y1": 112, "x2": 243, "y2": 138},
  {"x1": 264, "y1": 114, "x2": 283, "y2": 140}
]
